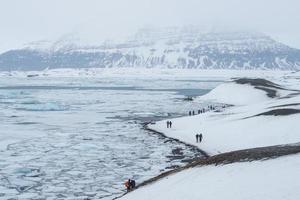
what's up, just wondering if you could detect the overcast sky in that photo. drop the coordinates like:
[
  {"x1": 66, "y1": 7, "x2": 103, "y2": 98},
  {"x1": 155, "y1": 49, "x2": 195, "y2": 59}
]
[{"x1": 1, "y1": 0, "x2": 300, "y2": 52}]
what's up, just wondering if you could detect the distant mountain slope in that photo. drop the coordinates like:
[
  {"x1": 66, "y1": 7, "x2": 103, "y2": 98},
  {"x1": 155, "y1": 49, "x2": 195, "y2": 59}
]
[{"x1": 1, "y1": 28, "x2": 300, "y2": 70}]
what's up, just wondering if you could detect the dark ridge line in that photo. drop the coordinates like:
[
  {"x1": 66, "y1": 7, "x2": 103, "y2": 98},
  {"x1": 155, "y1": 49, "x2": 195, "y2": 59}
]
[
  {"x1": 254, "y1": 86, "x2": 277, "y2": 98},
  {"x1": 233, "y1": 78, "x2": 284, "y2": 90},
  {"x1": 268, "y1": 103, "x2": 300, "y2": 109},
  {"x1": 255, "y1": 108, "x2": 300, "y2": 116},
  {"x1": 280, "y1": 92, "x2": 300, "y2": 99},
  {"x1": 233, "y1": 78, "x2": 279, "y2": 98},
  {"x1": 114, "y1": 142, "x2": 300, "y2": 199},
  {"x1": 232, "y1": 78, "x2": 300, "y2": 98},
  {"x1": 244, "y1": 108, "x2": 300, "y2": 119},
  {"x1": 137, "y1": 143, "x2": 300, "y2": 188}
]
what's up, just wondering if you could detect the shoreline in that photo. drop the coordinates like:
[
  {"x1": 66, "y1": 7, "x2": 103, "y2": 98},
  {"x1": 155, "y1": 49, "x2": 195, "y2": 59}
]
[
  {"x1": 113, "y1": 122, "x2": 210, "y2": 200},
  {"x1": 143, "y1": 124, "x2": 210, "y2": 158},
  {"x1": 115, "y1": 138, "x2": 300, "y2": 199},
  {"x1": 116, "y1": 77, "x2": 300, "y2": 199},
  {"x1": 135, "y1": 141, "x2": 300, "y2": 187}
]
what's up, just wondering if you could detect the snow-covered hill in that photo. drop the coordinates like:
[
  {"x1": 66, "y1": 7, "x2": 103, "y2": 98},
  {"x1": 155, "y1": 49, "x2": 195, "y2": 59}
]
[
  {"x1": 120, "y1": 75, "x2": 300, "y2": 200},
  {"x1": 148, "y1": 78, "x2": 300, "y2": 155},
  {"x1": 1, "y1": 27, "x2": 300, "y2": 70},
  {"x1": 120, "y1": 153, "x2": 300, "y2": 200}
]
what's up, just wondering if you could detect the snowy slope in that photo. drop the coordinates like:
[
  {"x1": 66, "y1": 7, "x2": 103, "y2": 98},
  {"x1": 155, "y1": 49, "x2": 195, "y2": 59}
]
[
  {"x1": 148, "y1": 78, "x2": 300, "y2": 155},
  {"x1": 120, "y1": 74, "x2": 300, "y2": 200},
  {"x1": 1, "y1": 27, "x2": 300, "y2": 70},
  {"x1": 198, "y1": 82, "x2": 270, "y2": 105},
  {"x1": 120, "y1": 153, "x2": 300, "y2": 200}
]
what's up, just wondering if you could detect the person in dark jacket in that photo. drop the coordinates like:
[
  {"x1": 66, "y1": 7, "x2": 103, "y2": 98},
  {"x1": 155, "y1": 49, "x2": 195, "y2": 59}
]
[
  {"x1": 130, "y1": 179, "x2": 136, "y2": 189},
  {"x1": 199, "y1": 133, "x2": 203, "y2": 143},
  {"x1": 169, "y1": 121, "x2": 172, "y2": 128},
  {"x1": 124, "y1": 179, "x2": 136, "y2": 192},
  {"x1": 166, "y1": 121, "x2": 169, "y2": 128},
  {"x1": 196, "y1": 134, "x2": 199, "y2": 143}
]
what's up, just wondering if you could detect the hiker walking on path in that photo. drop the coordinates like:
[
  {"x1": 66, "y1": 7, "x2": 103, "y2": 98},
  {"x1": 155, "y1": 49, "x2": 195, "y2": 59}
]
[
  {"x1": 166, "y1": 121, "x2": 169, "y2": 128},
  {"x1": 196, "y1": 134, "x2": 199, "y2": 143},
  {"x1": 130, "y1": 179, "x2": 136, "y2": 190},
  {"x1": 189, "y1": 111, "x2": 192, "y2": 116},
  {"x1": 169, "y1": 121, "x2": 172, "y2": 128},
  {"x1": 199, "y1": 133, "x2": 203, "y2": 143}
]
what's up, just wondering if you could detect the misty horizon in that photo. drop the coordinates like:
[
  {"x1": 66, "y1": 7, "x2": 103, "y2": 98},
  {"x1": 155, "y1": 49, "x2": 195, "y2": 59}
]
[{"x1": 1, "y1": 0, "x2": 300, "y2": 53}]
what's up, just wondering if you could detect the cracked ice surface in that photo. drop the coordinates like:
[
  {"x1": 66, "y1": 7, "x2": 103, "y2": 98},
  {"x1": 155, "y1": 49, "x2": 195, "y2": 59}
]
[{"x1": 0, "y1": 76, "x2": 221, "y2": 199}]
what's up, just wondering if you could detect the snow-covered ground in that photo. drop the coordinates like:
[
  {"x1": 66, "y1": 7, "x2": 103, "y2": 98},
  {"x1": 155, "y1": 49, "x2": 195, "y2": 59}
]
[
  {"x1": 148, "y1": 76, "x2": 300, "y2": 155},
  {"x1": 120, "y1": 71, "x2": 300, "y2": 200},
  {"x1": 121, "y1": 153, "x2": 300, "y2": 200},
  {"x1": 1, "y1": 69, "x2": 299, "y2": 199}
]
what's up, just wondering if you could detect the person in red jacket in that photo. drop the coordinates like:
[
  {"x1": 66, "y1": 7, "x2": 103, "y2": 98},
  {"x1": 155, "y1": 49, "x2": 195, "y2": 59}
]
[
  {"x1": 124, "y1": 179, "x2": 130, "y2": 192},
  {"x1": 124, "y1": 179, "x2": 136, "y2": 192}
]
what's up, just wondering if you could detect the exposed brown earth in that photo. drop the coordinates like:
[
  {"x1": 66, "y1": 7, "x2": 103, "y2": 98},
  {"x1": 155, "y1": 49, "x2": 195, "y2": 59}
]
[{"x1": 134, "y1": 142, "x2": 300, "y2": 189}]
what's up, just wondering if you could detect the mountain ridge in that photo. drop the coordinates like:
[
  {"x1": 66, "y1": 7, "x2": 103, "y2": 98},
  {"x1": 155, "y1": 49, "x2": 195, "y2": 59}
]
[{"x1": 1, "y1": 28, "x2": 300, "y2": 71}]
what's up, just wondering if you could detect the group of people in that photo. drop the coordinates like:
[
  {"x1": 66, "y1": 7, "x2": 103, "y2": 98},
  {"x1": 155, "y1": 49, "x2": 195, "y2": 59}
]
[
  {"x1": 166, "y1": 121, "x2": 173, "y2": 128},
  {"x1": 124, "y1": 179, "x2": 136, "y2": 192},
  {"x1": 189, "y1": 109, "x2": 206, "y2": 116},
  {"x1": 195, "y1": 133, "x2": 203, "y2": 143},
  {"x1": 189, "y1": 104, "x2": 224, "y2": 116}
]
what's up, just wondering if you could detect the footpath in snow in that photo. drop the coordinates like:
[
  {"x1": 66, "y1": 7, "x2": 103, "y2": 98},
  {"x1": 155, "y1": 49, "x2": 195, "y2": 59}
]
[{"x1": 120, "y1": 75, "x2": 300, "y2": 200}]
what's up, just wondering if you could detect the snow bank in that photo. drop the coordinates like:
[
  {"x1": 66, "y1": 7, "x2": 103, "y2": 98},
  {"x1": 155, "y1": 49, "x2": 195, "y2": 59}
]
[
  {"x1": 121, "y1": 153, "x2": 300, "y2": 200},
  {"x1": 198, "y1": 82, "x2": 270, "y2": 105}
]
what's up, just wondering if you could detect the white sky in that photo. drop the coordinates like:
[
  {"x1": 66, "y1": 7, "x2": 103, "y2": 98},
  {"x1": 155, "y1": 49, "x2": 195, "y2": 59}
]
[{"x1": 0, "y1": 0, "x2": 300, "y2": 52}]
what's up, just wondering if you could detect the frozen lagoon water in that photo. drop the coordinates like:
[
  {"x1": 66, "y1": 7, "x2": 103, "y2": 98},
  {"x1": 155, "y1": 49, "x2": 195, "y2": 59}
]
[{"x1": 0, "y1": 76, "x2": 222, "y2": 199}]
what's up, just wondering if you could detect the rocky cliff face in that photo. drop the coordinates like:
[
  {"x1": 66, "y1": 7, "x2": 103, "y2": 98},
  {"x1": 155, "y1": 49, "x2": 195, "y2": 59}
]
[{"x1": 1, "y1": 27, "x2": 300, "y2": 70}]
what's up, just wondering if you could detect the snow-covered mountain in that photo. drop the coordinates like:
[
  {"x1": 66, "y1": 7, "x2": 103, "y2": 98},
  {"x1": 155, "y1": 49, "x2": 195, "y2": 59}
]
[{"x1": 1, "y1": 27, "x2": 300, "y2": 71}]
